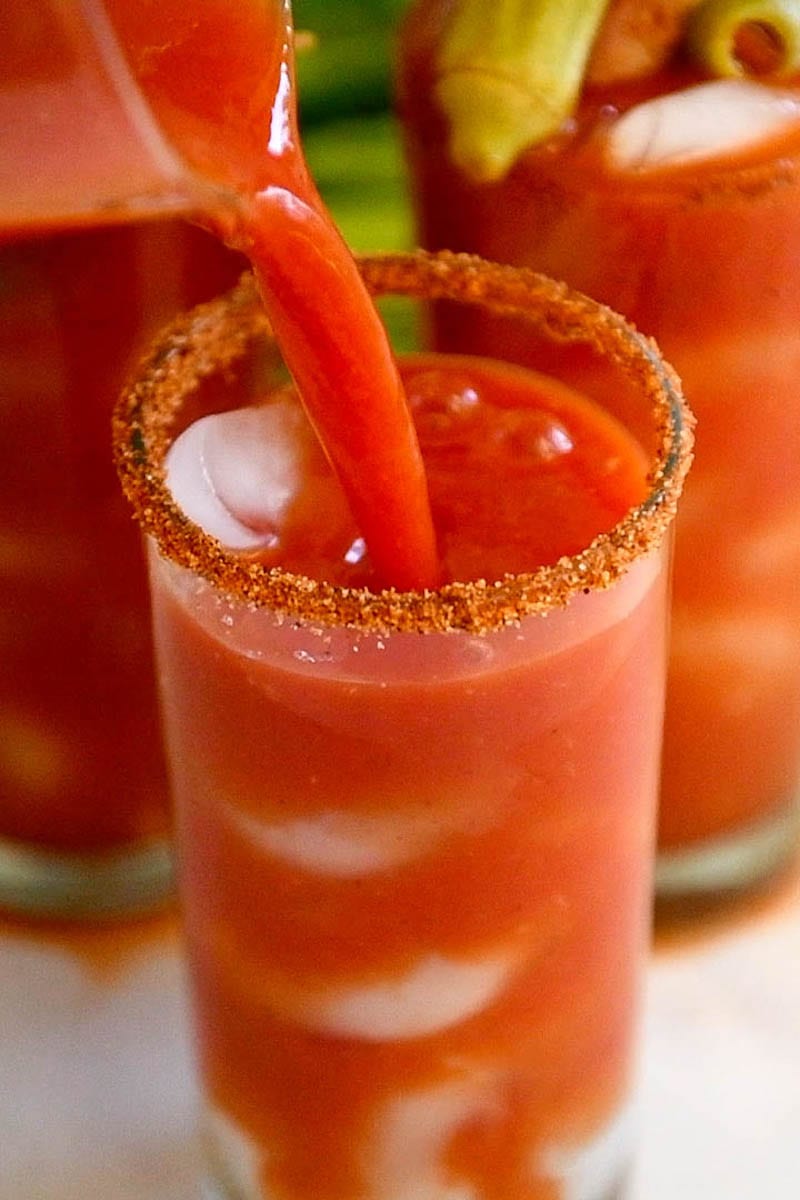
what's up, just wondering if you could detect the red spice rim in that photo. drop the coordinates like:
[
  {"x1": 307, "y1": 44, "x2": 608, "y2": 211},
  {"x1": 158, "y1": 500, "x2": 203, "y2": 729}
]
[{"x1": 113, "y1": 249, "x2": 694, "y2": 635}]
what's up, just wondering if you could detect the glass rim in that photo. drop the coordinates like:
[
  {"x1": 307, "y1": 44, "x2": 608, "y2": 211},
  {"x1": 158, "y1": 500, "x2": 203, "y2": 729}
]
[{"x1": 114, "y1": 249, "x2": 694, "y2": 635}]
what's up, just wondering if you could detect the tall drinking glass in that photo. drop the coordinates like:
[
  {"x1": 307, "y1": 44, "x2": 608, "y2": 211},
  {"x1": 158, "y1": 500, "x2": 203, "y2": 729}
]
[
  {"x1": 397, "y1": 0, "x2": 800, "y2": 904},
  {"x1": 115, "y1": 253, "x2": 692, "y2": 1200}
]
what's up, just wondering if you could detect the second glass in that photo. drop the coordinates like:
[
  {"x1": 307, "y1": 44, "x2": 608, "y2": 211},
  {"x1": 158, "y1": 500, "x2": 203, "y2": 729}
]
[{"x1": 397, "y1": 3, "x2": 800, "y2": 903}]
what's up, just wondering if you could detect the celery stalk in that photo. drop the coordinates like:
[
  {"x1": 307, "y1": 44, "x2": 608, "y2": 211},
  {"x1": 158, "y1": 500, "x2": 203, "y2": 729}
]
[
  {"x1": 434, "y1": 0, "x2": 611, "y2": 183},
  {"x1": 689, "y1": 0, "x2": 800, "y2": 77}
]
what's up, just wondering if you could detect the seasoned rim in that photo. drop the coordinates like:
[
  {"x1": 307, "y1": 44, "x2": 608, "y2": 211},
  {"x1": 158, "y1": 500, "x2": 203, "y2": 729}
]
[{"x1": 113, "y1": 249, "x2": 694, "y2": 635}]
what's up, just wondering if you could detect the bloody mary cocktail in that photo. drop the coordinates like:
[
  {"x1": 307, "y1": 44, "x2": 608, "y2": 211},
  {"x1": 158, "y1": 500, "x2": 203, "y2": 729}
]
[
  {"x1": 397, "y1": 0, "x2": 800, "y2": 900},
  {"x1": 115, "y1": 254, "x2": 692, "y2": 1200}
]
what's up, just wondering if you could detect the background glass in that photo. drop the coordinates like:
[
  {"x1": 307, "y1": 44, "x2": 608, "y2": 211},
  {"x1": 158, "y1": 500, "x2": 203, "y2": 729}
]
[{"x1": 396, "y1": 0, "x2": 800, "y2": 905}]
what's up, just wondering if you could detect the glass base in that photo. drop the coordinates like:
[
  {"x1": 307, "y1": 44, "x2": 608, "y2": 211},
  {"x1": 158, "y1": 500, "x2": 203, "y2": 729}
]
[
  {"x1": 201, "y1": 1173, "x2": 630, "y2": 1200},
  {"x1": 0, "y1": 834, "x2": 174, "y2": 920},
  {"x1": 655, "y1": 797, "x2": 800, "y2": 905},
  {"x1": 199, "y1": 1103, "x2": 633, "y2": 1200},
  {"x1": 200, "y1": 1177, "x2": 238, "y2": 1200}
]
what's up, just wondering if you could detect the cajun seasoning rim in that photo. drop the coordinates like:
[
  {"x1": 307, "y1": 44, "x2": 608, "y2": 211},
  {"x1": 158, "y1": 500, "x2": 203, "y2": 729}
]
[{"x1": 113, "y1": 249, "x2": 694, "y2": 636}]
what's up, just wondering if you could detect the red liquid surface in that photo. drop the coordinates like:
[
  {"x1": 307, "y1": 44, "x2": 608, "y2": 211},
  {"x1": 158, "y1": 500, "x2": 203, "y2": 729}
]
[
  {"x1": 154, "y1": 355, "x2": 659, "y2": 1200},
  {"x1": 397, "y1": 3, "x2": 800, "y2": 851},
  {"x1": 218, "y1": 354, "x2": 649, "y2": 587}
]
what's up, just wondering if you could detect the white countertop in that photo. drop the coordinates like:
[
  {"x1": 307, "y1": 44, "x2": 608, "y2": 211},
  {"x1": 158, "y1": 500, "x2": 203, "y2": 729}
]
[{"x1": 2, "y1": 870, "x2": 799, "y2": 1199}]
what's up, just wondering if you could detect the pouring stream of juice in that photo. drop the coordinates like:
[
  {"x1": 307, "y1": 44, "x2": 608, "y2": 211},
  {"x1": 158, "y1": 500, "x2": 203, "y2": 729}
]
[{"x1": 104, "y1": 0, "x2": 441, "y2": 592}]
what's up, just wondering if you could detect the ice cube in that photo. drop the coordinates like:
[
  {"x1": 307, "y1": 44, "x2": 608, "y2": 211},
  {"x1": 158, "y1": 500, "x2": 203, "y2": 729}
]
[
  {"x1": 608, "y1": 80, "x2": 800, "y2": 171},
  {"x1": 368, "y1": 1081, "x2": 486, "y2": 1200},
  {"x1": 227, "y1": 806, "x2": 456, "y2": 877},
  {"x1": 269, "y1": 950, "x2": 517, "y2": 1041},
  {"x1": 541, "y1": 1101, "x2": 636, "y2": 1200},
  {"x1": 164, "y1": 401, "x2": 308, "y2": 550}
]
